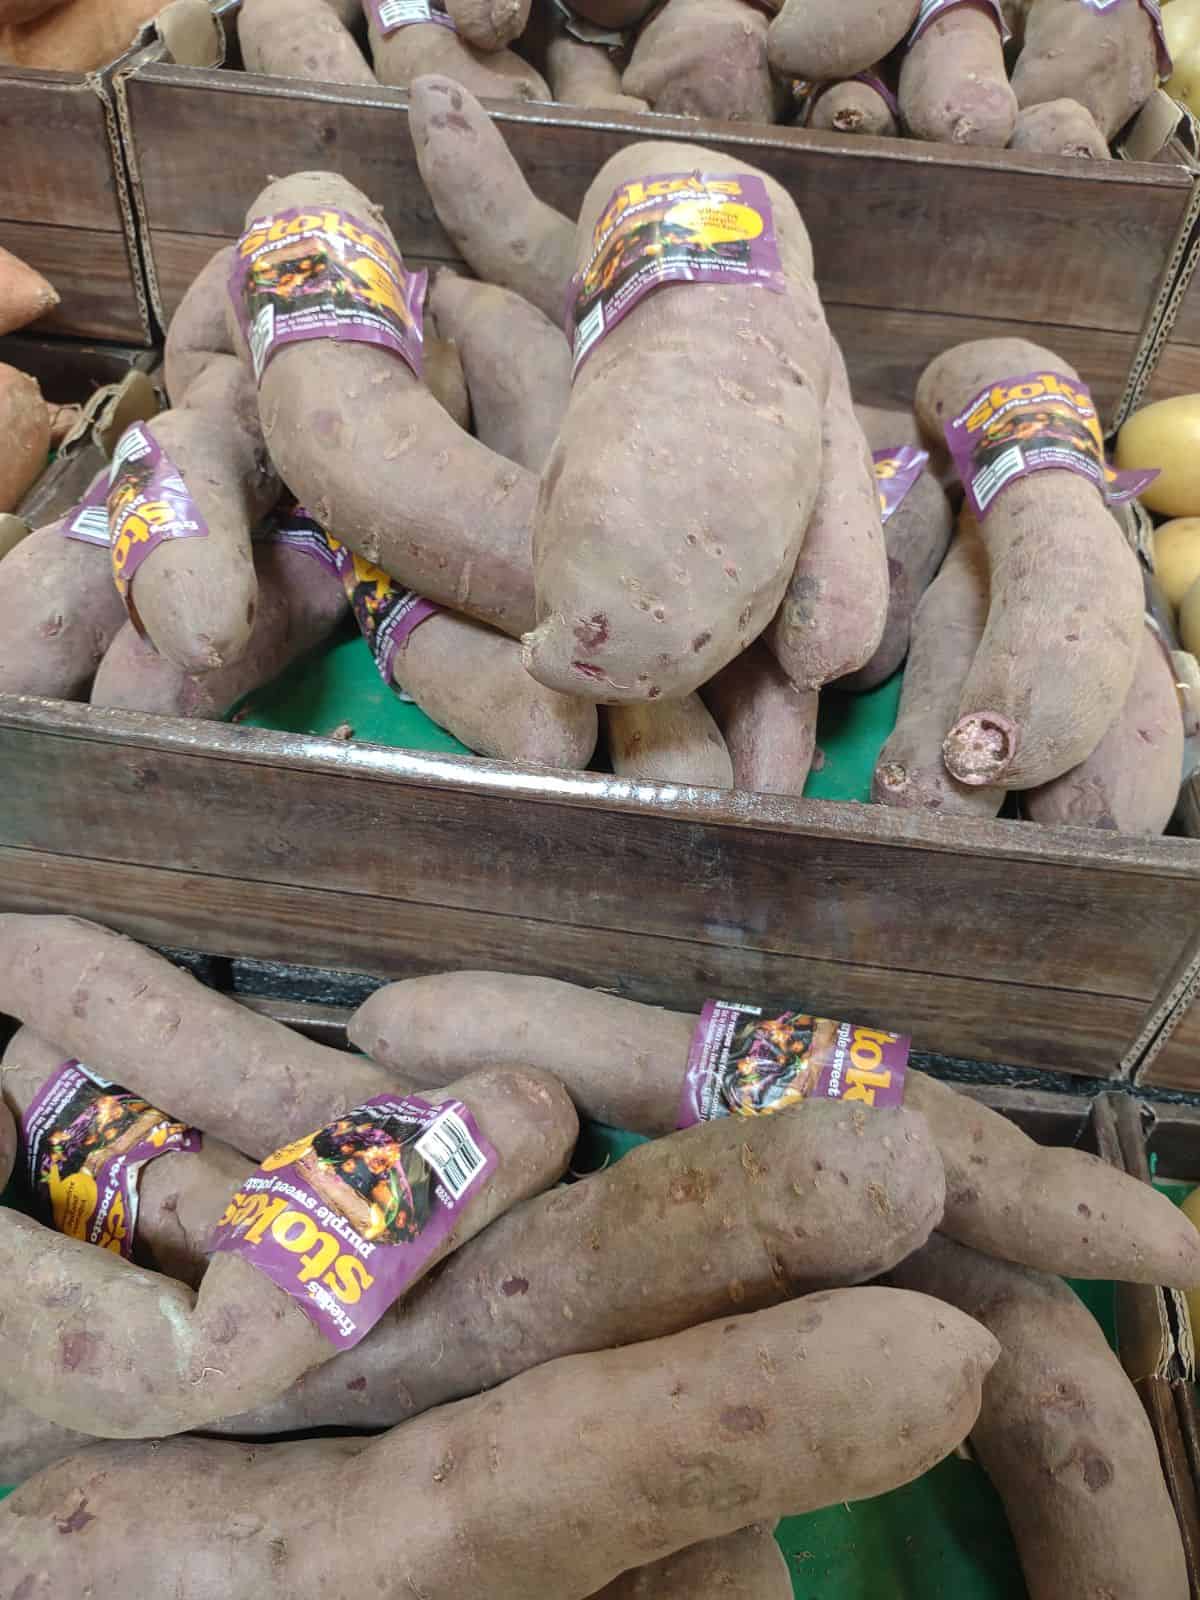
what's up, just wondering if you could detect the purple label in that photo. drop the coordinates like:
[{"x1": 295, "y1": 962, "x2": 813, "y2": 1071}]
[
  {"x1": 331, "y1": 543, "x2": 439, "y2": 685},
  {"x1": 209, "y1": 1094, "x2": 496, "y2": 1351},
  {"x1": 22, "y1": 1060, "x2": 200, "y2": 1260},
  {"x1": 254, "y1": 506, "x2": 343, "y2": 577},
  {"x1": 230, "y1": 205, "x2": 427, "y2": 385},
  {"x1": 873, "y1": 446, "x2": 929, "y2": 524},
  {"x1": 107, "y1": 423, "x2": 210, "y2": 606},
  {"x1": 567, "y1": 172, "x2": 786, "y2": 375},
  {"x1": 909, "y1": 0, "x2": 1010, "y2": 43},
  {"x1": 1080, "y1": 0, "x2": 1171, "y2": 77},
  {"x1": 943, "y1": 371, "x2": 1159, "y2": 520},
  {"x1": 678, "y1": 999, "x2": 910, "y2": 1129},
  {"x1": 366, "y1": 0, "x2": 457, "y2": 30},
  {"x1": 61, "y1": 472, "x2": 113, "y2": 548}
]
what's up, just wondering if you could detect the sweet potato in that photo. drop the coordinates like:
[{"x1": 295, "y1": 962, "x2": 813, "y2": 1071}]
[
  {"x1": 765, "y1": 340, "x2": 887, "y2": 689},
  {"x1": 899, "y1": 2, "x2": 1018, "y2": 147},
  {"x1": 91, "y1": 536, "x2": 348, "y2": 720},
  {"x1": 349, "y1": 969, "x2": 1200, "y2": 1286},
  {"x1": 840, "y1": 467, "x2": 952, "y2": 691},
  {"x1": 239, "y1": 0, "x2": 375, "y2": 83},
  {"x1": 856, "y1": 398, "x2": 955, "y2": 490},
  {"x1": 1009, "y1": 97, "x2": 1111, "y2": 158},
  {"x1": 622, "y1": 0, "x2": 785, "y2": 124},
  {"x1": 700, "y1": 640, "x2": 818, "y2": 796},
  {"x1": 394, "y1": 610, "x2": 599, "y2": 767},
  {"x1": 0, "y1": 1291, "x2": 998, "y2": 1597},
  {"x1": 368, "y1": 9, "x2": 550, "y2": 99},
  {"x1": 873, "y1": 524, "x2": 1004, "y2": 815},
  {"x1": 444, "y1": 0, "x2": 530, "y2": 51},
  {"x1": 594, "y1": 1527, "x2": 791, "y2": 1599},
  {"x1": 892, "y1": 1235, "x2": 1190, "y2": 1600},
  {"x1": 0, "y1": 500, "x2": 127, "y2": 699},
  {"x1": 916, "y1": 338, "x2": 1144, "y2": 787},
  {"x1": 0, "y1": 244, "x2": 57, "y2": 335},
  {"x1": 0, "y1": 0, "x2": 59, "y2": 21},
  {"x1": 525, "y1": 140, "x2": 830, "y2": 701},
  {"x1": 409, "y1": 73, "x2": 577, "y2": 324},
  {"x1": 423, "y1": 319, "x2": 472, "y2": 431},
  {"x1": 546, "y1": 28, "x2": 649, "y2": 112},
  {"x1": 1023, "y1": 623, "x2": 1183, "y2": 833},
  {"x1": 0, "y1": 1404, "x2": 92, "y2": 1488},
  {"x1": 163, "y1": 245, "x2": 237, "y2": 405},
  {"x1": 808, "y1": 75, "x2": 900, "y2": 136},
  {"x1": 606, "y1": 695, "x2": 734, "y2": 787},
  {"x1": 1012, "y1": 0, "x2": 1161, "y2": 139},
  {"x1": 0, "y1": 362, "x2": 49, "y2": 513},
  {"x1": 244, "y1": 169, "x2": 536, "y2": 636},
  {"x1": 428, "y1": 269, "x2": 571, "y2": 471},
  {"x1": 768, "y1": 0, "x2": 920, "y2": 80},
  {"x1": 0, "y1": 0, "x2": 160, "y2": 70}
]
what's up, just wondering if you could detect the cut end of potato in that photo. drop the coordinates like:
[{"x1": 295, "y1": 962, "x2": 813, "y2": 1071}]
[{"x1": 943, "y1": 712, "x2": 1018, "y2": 785}]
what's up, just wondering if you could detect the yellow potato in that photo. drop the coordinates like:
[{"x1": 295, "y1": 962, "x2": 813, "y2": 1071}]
[
  {"x1": 1117, "y1": 394, "x2": 1200, "y2": 517},
  {"x1": 1152, "y1": 518, "x2": 1200, "y2": 610},
  {"x1": 1180, "y1": 573, "x2": 1200, "y2": 656}
]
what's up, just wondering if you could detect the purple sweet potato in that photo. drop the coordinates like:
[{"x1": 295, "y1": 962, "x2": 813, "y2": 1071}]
[
  {"x1": 444, "y1": 0, "x2": 530, "y2": 51},
  {"x1": 623, "y1": 0, "x2": 785, "y2": 124},
  {"x1": 605, "y1": 695, "x2": 734, "y2": 787},
  {"x1": 1012, "y1": 0, "x2": 1160, "y2": 139},
  {"x1": 916, "y1": 338, "x2": 1144, "y2": 788},
  {"x1": 768, "y1": 0, "x2": 919, "y2": 80},
  {"x1": 701, "y1": 640, "x2": 818, "y2": 796},
  {"x1": 368, "y1": 10, "x2": 549, "y2": 100},
  {"x1": 546, "y1": 28, "x2": 648, "y2": 113},
  {"x1": 525, "y1": 140, "x2": 830, "y2": 702},
  {"x1": 765, "y1": 340, "x2": 888, "y2": 689},
  {"x1": 808, "y1": 74, "x2": 899, "y2": 136},
  {"x1": 1009, "y1": 98, "x2": 1111, "y2": 158},
  {"x1": 239, "y1": 0, "x2": 375, "y2": 84},
  {"x1": 409, "y1": 74, "x2": 576, "y2": 325},
  {"x1": 595, "y1": 1528, "x2": 792, "y2": 1600},
  {"x1": 163, "y1": 244, "x2": 237, "y2": 405},
  {"x1": 1023, "y1": 623, "x2": 1183, "y2": 833},
  {"x1": 899, "y1": 2, "x2": 1018, "y2": 147}
]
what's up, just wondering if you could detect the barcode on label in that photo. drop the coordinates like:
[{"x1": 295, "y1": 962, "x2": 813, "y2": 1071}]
[
  {"x1": 415, "y1": 1108, "x2": 486, "y2": 1201},
  {"x1": 573, "y1": 300, "x2": 605, "y2": 366},
  {"x1": 973, "y1": 444, "x2": 1024, "y2": 513},
  {"x1": 379, "y1": 0, "x2": 431, "y2": 23},
  {"x1": 250, "y1": 304, "x2": 275, "y2": 380},
  {"x1": 110, "y1": 426, "x2": 151, "y2": 472},
  {"x1": 67, "y1": 506, "x2": 111, "y2": 546}
]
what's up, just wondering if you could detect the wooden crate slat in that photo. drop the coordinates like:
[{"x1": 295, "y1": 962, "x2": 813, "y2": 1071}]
[
  {"x1": 0, "y1": 221, "x2": 147, "y2": 344},
  {"x1": 0, "y1": 71, "x2": 122, "y2": 231}
]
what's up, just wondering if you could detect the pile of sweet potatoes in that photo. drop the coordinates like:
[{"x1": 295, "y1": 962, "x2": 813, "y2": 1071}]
[
  {"x1": 225, "y1": 0, "x2": 1168, "y2": 156},
  {"x1": 0, "y1": 915, "x2": 1194, "y2": 1598}
]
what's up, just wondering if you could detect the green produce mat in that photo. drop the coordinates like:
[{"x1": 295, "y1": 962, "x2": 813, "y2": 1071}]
[{"x1": 232, "y1": 622, "x2": 903, "y2": 804}]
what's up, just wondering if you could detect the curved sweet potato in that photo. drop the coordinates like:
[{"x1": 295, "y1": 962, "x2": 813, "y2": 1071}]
[
  {"x1": 899, "y1": 3, "x2": 1017, "y2": 147},
  {"x1": 409, "y1": 74, "x2": 576, "y2": 324},
  {"x1": 808, "y1": 75, "x2": 899, "y2": 137},
  {"x1": 0, "y1": 244, "x2": 58, "y2": 335},
  {"x1": 768, "y1": 0, "x2": 919, "y2": 80},
  {"x1": 240, "y1": 0, "x2": 375, "y2": 83},
  {"x1": 369, "y1": 12, "x2": 549, "y2": 99},
  {"x1": 349, "y1": 969, "x2": 1200, "y2": 1287},
  {"x1": 0, "y1": 362, "x2": 49, "y2": 513},
  {"x1": 892, "y1": 1235, "x2": 1189, "y2": 1600},
  {"x1": 525, "y1": 140, "x2": 830, "y2": 702},
  {"x1": 606, "y1": 695, "x2": 734, "y2": 787},
  {"x1": 546, "y1": 29, "x2": 648, "y2": 112},
  {"x1": 1012, "y1": 0, "x2": 1160, "y2": 139},
  {"x1": 244, "y1": 170, "x2": 537, "y2": 635},
  {"x1": 701, "y1": 640, "x2": 818, "y2": 796},
  {"x1": 872, "y1": 525, "x2": 1003, "y2": 815},
  {"x1": 423, "y1": 320, "x2": 472, "y2": 431},
  {"x1": 1009, "y1": 98, "x2": 1111, "y2": 158},
  {"x1": 915, "y1": 338, "x2": 1143, "y2": 787},
  {"x1": 1023, "y1": 623, "x2": 1183, "y2": 833},
  {"x1": 429, "y1": 270, "x2": 570, "y2": 471},
  {"x1": 623, "y1": 0, "x2": 784, "y2": 123},
  {"x1": 765, "y1": 340, "x2": 887, "y2": 688},
  {"x1": 595, "y1": 1528, "x2": 791, "y2": 1600},
  {"x1": 163, "y1": 244, "x2": 236, "y2": 405}
]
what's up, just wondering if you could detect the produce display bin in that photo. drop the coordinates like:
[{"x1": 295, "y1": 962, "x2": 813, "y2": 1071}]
[{"x1": 112, "y1": 7, "x2": 1195, "y2": 424}]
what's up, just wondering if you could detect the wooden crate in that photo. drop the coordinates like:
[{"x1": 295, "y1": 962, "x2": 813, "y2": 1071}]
[{"x1": 112, "y1": 18, "x2": 1198, "y2": 425}]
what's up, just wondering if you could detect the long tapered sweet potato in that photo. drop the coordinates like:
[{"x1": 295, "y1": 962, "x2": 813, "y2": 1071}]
[
  {"x1": 595, "y1": 1527, "x2": 791, "y2": 1599},
  {"x1": 163, "y1": 245, "x2": 237, "y2": 405},
  {"x1": 892, "y1": 1235, "x2": 1190, "y2": 1600},
  {"x1": 0, "y1": 362, "x2": 49, "y2": 513},
  {"x1": 546, "y1": 28, "x2": 648, "y2": 112},
  {"x1": 244, "y1": 170, "x2": 537, "y2": 635},
  {"x1": 840, "y1": 466, "x2": 952, "y2": 691},
  {"x1": 623, "y1": 0, "x2": 784, "y2": 123},
  {"x1": 0, "y1": 501, "x2": 127, "y2": 698},
  {"x1": 1023, "y1": 622, "x2": 1183, "y2": 833},
  {"x1": 0, "y1": 244, "x2": 57, "y2": 335},
  {"x1": 525, "y1": 141, "x2": 830, "y2": 702},
  {"x1": 872, "y1": 525, "x2": 1004, "y2": 815},
  {"x1": 899, "y1": 3, "x2": 1018, "y2": 147},
  {"x1": 700, "y1": 640, "x2": 818, "y2": 796},
  {"x1": 916, "y1": 338, "x2": 1144, "y2": 787},
  {"x1": 765, "y1": 339, "x2": 887, "y2": 688},
  {"x1": 409, "y1": 74, "x2": 576, "y2": 324},
  {"x1": 1009, "y1": 98, "x2": 1111, "y2": 158},
  {"x1": 239, "y1": 0, "x2": 375, "y2": 83},
  {"x1": 606, "y1": 695, "x2": 734, "y2": 787},
  {"x1": 0, "y1": 1292, "x2": 998, "y2": 1598},
  {"x1": 1012, "y1": 0, "x2": 1161, "y2": 139},
  {"x1": 768, "y1": 0, "x2": 919, "y2": 80},
  {"x1": 368, "y1": 9, "x2": 549, "y2": 99},
  {"x1": 428, "y1": 270, "x2": 571, "y2": 471},
  {"x1": 808, "y1": 75, "x2": 899, "y2": 136},
  {"x1": 91, "y1": 537, "x2": 348, "y2": 720},
  {"x1": 349, "y1": 970, "x2": 1200, "y2": 1286}
]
